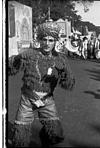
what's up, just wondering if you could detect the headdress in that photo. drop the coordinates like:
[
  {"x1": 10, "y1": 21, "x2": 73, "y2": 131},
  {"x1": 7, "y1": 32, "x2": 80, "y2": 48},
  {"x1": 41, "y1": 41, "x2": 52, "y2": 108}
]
[{"x1": 37, "y1": 22, "x2": 61, "y2": 40}]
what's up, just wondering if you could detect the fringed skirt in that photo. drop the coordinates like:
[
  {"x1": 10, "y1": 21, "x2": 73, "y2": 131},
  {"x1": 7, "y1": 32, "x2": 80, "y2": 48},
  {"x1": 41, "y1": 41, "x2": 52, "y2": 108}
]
[{"x1": 13, "y1": 93, "x2": 64, "y2": 146}]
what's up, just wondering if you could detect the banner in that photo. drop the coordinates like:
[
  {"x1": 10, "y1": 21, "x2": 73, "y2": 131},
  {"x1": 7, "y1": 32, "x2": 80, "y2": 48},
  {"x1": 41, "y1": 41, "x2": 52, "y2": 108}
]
[{"x1": 8, "y1": 4, "x2": 15, "y2": 37}]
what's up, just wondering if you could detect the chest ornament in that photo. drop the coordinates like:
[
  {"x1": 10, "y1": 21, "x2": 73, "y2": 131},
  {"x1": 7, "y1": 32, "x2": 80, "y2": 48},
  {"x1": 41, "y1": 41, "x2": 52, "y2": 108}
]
[{"x1": 36, "y1": 55, "x2": 56, "y2": 84}]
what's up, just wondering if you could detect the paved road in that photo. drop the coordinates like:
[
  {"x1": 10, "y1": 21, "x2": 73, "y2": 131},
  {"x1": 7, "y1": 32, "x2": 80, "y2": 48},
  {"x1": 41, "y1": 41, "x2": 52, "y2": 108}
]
[{"x1": 8, "y1": 58, "x2": 100, "y2": 147}]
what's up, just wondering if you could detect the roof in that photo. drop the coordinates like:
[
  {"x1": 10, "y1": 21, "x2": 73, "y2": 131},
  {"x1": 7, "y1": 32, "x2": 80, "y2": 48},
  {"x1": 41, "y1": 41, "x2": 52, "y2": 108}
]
[{"x1": 56, "y1": 19, "x2": 65, "y2": 23}]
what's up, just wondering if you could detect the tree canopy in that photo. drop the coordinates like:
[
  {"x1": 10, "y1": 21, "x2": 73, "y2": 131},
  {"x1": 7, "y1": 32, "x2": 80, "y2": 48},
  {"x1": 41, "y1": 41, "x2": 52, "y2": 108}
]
[
  {"x1": 8, "y1": 0, "x2": 100, "y2": 36},
  {"x1": 8, "y1": 0, "x2": 82, "y2": 25}
]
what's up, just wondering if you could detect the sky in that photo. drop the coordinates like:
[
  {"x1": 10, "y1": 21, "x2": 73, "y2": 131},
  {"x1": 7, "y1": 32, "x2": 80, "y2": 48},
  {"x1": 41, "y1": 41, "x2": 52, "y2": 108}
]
[{"x1": 75, "y1": 1, "x2": 100, "y2": 26}]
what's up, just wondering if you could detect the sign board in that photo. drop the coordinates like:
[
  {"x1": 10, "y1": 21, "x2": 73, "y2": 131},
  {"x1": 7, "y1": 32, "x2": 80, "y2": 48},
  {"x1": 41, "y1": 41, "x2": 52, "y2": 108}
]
[
  {"x1": 8, "y1": 1, "x2": 32, "y2": 57},
  {"x1": 56, "y1": 19, "x2": 71, "y2": 38}
]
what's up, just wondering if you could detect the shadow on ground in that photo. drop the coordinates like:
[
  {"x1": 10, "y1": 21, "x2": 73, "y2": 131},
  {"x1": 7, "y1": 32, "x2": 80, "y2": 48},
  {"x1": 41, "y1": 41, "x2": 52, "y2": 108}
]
[
  {"x1": 68, "y1": 139, "x2": 99, "y2": 148},
  {"x1": 84, "y1": 67, "x2": 100, "y2": 99},
  {"x1": 89, "y1": 123, "x2": 100, "y2": 133},
  {"x1": 85, "y1": 68, "x2": 100, "y2": 81},
  {"x1": 84, "y1": 90, "x2": 100, "y2": 99},
  {"x1": 68, "y1": 56, "x2": 100, "y2": 64}
]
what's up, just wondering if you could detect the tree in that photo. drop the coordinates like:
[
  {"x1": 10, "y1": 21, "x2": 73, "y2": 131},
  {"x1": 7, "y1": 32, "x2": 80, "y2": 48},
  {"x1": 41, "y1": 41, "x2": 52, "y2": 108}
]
[
  {"x1": 74, "y1": 0, "x2": 94, "y2": 12},
  {"x1": 31, "y1": 0, "x2": 82, "y2": 25},
  {"x1": 10, "y1": 0, "x2": 82, "y2": 23},
  {"x1": 9, "y1": 0, "x2": 96, "y2": 35}
]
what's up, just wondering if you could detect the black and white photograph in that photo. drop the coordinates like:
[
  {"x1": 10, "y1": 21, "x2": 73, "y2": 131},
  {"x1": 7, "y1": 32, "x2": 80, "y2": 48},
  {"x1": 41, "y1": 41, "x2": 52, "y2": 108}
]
[{"x1": 5, "y1": 0, "x2": 100, "y2": 147}]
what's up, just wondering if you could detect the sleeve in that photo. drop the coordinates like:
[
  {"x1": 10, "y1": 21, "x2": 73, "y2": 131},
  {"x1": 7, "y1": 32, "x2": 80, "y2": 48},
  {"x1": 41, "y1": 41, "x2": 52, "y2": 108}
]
[
  {"x1": 8, "y1": 50, "x2": 29, "y2": 76},
  {"x1": 56, "y1": 53, "x2": 75, "y2": 90}
]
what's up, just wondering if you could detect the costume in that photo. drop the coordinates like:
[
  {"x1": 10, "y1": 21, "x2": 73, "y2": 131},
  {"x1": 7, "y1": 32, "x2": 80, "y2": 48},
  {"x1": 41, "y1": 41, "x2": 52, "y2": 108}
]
[{"x1": 9, "y1": 22, "x2": 75, "y2": 147}]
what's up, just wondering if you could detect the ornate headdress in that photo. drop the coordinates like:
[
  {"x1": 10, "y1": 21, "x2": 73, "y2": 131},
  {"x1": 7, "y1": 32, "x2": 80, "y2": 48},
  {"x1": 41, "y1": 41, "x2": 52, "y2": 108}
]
[{"x1": 37, "y1": 22, "x2": 61, "y2": 40}]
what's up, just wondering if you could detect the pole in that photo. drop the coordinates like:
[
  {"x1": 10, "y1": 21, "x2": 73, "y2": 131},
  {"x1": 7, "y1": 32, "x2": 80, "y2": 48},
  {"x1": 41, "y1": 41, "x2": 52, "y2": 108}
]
[{"x1": 48, "y1": 6, "x2": 50, "y2": 20}]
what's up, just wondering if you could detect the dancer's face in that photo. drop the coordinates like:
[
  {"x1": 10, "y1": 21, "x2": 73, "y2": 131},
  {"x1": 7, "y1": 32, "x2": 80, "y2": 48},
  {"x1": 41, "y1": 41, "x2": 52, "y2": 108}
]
[{"x1": 40, "y1": 36, "x2": 55, "y2": 53}]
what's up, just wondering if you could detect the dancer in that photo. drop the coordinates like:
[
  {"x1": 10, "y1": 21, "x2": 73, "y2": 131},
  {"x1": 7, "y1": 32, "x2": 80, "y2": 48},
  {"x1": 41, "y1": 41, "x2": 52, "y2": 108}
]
[{"x1": 9, "y1": 21, "x2": 75, "y2": 147}]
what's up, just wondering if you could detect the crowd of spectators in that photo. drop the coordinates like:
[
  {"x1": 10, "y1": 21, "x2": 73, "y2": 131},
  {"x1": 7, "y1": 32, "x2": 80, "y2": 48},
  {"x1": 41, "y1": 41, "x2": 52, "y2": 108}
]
[
  {"x1": 32, "y1": 29, "x2": 100, "y2": 61},
  {"x1": 66, "y1": 32, "x2": 100, "y2": 60}
]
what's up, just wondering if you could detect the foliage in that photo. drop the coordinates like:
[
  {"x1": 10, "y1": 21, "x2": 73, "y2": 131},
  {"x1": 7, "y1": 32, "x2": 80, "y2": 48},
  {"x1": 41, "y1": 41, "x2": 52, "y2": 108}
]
[
  {"x1": 9, "y1": 0, "x2": 99, "y2": 36},
  {"x1": 9, "y1": 0, "x2": 82, "y2": 25},
  {"x1": 75, "y1": 21, "x2": 100, "y2": 36}
]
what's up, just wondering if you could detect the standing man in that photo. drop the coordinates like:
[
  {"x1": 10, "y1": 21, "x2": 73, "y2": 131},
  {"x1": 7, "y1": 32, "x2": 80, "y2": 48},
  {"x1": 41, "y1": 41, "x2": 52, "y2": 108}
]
[
  {"x1": 81, "y1": 36, "x2": 88, "y2": 59},
  {"x1": 9, "y1": 21, "x2": 75, "y2": 147},
  {"x1": 95, "y1": 35, "x2": 100, "y2": 59},
  {"x1": 88, "y1": 33, "x2": 96, "y2": 59}
]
